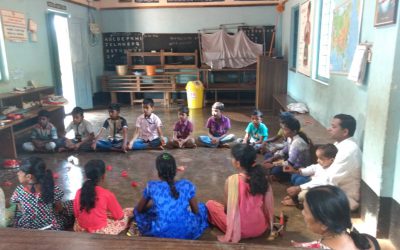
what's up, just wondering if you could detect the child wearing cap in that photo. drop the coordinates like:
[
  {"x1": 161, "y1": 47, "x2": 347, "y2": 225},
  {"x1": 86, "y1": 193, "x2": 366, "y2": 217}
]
[
  {"x1": 59, "y1": 107, "x2": 95, "y2": 152},
  {"x1": 198, "y1": 102, "x2": 235, "y2": 148},
  {"x1": 22, "y1": 109, "x2": 61, "y2": 152}
]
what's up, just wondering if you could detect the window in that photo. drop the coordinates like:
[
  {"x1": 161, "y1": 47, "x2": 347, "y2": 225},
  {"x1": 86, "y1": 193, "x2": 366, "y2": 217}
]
[
  {"x1": 0, "y1": 18, "x2": 9, "y2": 82},
  {"x1": 290, "y1": 6, "x2": 300, "y2": 70},
  {"x1": 316, "y1": 0, "x2": 334, "y2": 82}
]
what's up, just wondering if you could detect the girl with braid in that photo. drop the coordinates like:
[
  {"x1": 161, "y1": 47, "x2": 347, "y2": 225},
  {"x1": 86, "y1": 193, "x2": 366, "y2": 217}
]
[
  {"x1": 11, "y1": 157, "x2": 73, "y2": 230},
  {"x1": 73, "y1": 159, "x2": 132, "y2": 234},
  {"x1": 134, "y1": 153, "x2": 208, "y2": 239},
  {"x1": 206, "y1": 144, "x2": 274, "y2": 243}
]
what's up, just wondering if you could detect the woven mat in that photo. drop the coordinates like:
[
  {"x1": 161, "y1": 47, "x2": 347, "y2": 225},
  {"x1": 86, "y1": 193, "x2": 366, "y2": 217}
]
[{"x1": 223, "y1": 112, "x2": 250, "y2": 123}]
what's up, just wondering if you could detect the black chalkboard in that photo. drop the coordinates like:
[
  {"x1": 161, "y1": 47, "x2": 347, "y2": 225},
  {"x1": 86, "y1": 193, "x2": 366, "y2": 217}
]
[
  {"x1": 103, "y1": 32, "x2": 143, "y2": 71},
  {"x1": 143, "y1": 33, "x2": 199, "y2": 65},
  {"x1": 238, "y1": 26, "x2": 275, "y2": 52}
]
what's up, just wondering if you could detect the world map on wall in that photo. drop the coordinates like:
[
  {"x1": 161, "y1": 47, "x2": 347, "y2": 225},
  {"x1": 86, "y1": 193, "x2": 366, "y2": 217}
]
[{"x1": 330, "y1": 0, "x2": 363, "y2": 74}]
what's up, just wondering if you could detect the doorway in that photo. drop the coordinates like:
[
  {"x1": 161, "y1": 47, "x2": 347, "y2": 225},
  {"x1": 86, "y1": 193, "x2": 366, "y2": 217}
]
[{"x1": 48, "y1": 12, "x2": 93, "y2": 114}]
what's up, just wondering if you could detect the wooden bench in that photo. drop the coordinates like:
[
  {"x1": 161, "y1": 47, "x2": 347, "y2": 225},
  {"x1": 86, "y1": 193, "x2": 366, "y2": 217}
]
[
  {"x1": 0, "y1": 228, "x2": 296, "y2": 250},
  {"x1": 272, "y1": 94, "x2": 334, "y2": 148}
]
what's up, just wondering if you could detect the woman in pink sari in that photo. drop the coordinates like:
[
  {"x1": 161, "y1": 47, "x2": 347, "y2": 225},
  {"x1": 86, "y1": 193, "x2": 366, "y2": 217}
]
[{"x1": 206, "y1": 144, "x2": 274, "y2": 243}]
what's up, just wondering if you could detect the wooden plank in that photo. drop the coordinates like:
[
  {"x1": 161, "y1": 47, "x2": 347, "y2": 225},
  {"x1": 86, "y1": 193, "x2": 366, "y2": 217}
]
[{"x1": 0, "y1": 228, "x2": 298, "y2": 250}]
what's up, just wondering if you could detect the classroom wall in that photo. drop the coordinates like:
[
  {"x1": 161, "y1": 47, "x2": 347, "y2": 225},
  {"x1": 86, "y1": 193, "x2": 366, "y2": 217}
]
[
  {"x1": 281, "y1": 0, "x2": 400, "y2": 197},
  {"x1": 0, "y1": 0, "x2": 103, "y2": 94},
  {"x1": 100, "y1": 6, "x2": 282, "y2": 54}
]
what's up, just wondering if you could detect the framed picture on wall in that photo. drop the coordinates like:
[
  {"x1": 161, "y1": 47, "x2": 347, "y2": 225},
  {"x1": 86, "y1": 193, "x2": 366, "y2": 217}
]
[
  {"x1": 374, "y1": 0, "x2": 398, "y2": 26},
  {"x1": 296, "y1": 0, "x2": 314, "y2": 77}
]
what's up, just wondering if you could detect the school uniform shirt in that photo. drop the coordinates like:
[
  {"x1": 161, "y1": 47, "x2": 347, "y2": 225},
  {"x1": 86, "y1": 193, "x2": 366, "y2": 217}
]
[
  {"x1": 299, "y1": 163, "x2": 329, "y2": 190},
  {"x1": 31, "y1": 122, "x2": 58, "y2": 140},
  {"x1": 245, "y1": 122, "x2": 268, "y2": 142},
  {"x1": 327, "y1": 137, "x2": 361, "y2": 210},
  {"x1": 65, "y1": 119, "x2": 94, "y2": 141},
  {"x1": 73, "y1": 186, "x2": 124, "y2": 233},
  {"x1": 102, "y1": 116, "x2": 128, "y2": 141},
  {"x1": 136, "y1": 113, "x2": 162, "y2": 141},
  {"x1": 206, "y1": 115, "x2": 231, "y2": 137},
  {"x1": 174, "y1": 120, "x2": 193, "y2": 139}
]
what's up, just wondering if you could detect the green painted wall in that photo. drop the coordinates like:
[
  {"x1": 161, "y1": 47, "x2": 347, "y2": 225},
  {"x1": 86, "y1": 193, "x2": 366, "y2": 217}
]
[{"x1": 0, "y1": 0, "x2": 103, "y2": 94}]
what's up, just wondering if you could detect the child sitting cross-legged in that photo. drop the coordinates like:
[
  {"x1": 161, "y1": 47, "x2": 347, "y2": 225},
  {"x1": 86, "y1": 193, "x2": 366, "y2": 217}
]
[
  {"x1": 73, "y1": 159, "x2": 132, "y2": 234},
  {"x1": 22, "y1": 110, "x2": 62, "y2": 152},
  {"x1": 92, "y1": 103, "x2": 129, "y2": 152},
  {"x1": 237, "y1": 109, "x2": 268, "y2": 152},
  {"x1": 166, "y1": 106, "x2": 196, "y2": 149},
  {"x1": 281, "y1": 143, "x2": 338, "y2": 206},
  {"x1": 129, "y1": 98, "x2": 167, "y2": 150},
  {"x1": 133, "y1": 153, "x2": 208, "y2": 239},
  {"x1": 198, "y1": 102, "x2": 235, "y2": 148},
  {"x1": 59, "y1": 107, "x2": 95, "y2": 152}
]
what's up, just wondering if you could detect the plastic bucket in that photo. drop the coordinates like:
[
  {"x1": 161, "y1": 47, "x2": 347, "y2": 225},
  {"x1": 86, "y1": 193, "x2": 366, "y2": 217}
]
[
  {"x1": 116, "y1": 65, "x2": 128, "y2": 76},
  {"x1": 186, "y1": 80, "x2": 204, "y2": 109},
  {"x1": 145, "y1": 65, "x2": 156, "y2": 76}
]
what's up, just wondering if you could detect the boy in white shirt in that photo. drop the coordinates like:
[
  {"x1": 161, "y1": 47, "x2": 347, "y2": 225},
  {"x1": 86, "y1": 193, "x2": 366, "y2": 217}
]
[
  {"x1": 129, "y1": 98, "x2": 167, "y2": 150},
  {"x1": 281, "y1": 143, "x2": 338, "y2": 206},
  {"x1": 59, "y1": 107, "x2": 95, "y2": 151}
]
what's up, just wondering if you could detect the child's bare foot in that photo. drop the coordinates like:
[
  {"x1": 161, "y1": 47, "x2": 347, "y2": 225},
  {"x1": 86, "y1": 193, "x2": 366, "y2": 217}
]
[{"x1": 219, "y1": 143, "x2": 230, "y2": 148}]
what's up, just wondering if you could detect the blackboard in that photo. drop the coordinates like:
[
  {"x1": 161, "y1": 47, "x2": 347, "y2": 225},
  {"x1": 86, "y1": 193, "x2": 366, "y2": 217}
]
[
  {"x1": 238, "y1": 26, "x2": 275, "y2": 52},
  {"x1": 103, "y1": 32, "x2": 143, "y2": 71},
  {"x1": 143, "y1": 33, "x2": 199, "y2": 65}
]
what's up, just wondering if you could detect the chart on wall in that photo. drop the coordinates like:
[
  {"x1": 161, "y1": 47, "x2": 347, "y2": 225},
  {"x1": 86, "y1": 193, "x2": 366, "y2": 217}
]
[
  {"x1": 103, "y1": 32, "x2": 142, "y2": 71},
  {"x1": 330, "y1": 0, "x2": 363, "y2": 74},
  {"x1": 297, "y1": 0, "x2": 314, "y2": 77}
]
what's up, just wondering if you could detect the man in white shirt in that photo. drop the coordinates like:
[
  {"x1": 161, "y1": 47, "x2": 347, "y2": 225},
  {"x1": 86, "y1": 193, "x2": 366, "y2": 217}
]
[{"x1": 327, "y1": 114, "x2": 362, "y2": 211}]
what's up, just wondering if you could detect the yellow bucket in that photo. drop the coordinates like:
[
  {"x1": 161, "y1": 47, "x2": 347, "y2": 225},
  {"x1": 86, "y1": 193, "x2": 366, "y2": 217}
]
[{"x1": 186, "y1": 80, "x2": 204, "y2": 109}]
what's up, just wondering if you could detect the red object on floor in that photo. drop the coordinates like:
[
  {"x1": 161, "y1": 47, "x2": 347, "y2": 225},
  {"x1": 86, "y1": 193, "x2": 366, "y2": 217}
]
[
  {"x1": 121, "y1": 170, "x2": 128, "y2": 177},
  {"x1": 131, "y1": 181, "x2": 139, "y2": 187},
  {"x1": 53, "y1": 173, "x2": 59, "y2": 179},
  {"x1": 106, "y1": 165, "x2": 113, "y2": 171},
  {"x1": 3, "y1": 159, "x2": 20, "y2": 168}
]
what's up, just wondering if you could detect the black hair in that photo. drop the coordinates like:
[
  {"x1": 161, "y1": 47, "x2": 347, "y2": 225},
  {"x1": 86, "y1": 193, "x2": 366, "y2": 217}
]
[
  {"x1": 179, "y1": 106, "x2": 190, "y2": 116},
  {"x1": 317, "y1": 144, "x2": 338, "y2": 159},
  {"x1": 108, "y1": 103, "x2": 120, "y2": 112},
  {"x1": 143, "y1": 98, "x2": 154, "y2": 107},
  {"x1": 71, "y1": 107, "x2": 84, "y2": 116},
  {"x1": 231, "y1": 144, "x2": 269, "y2": 195},
  {"x1": 305, "y1": 186, "x2": 371, "y2": 249},
  {"x1": 281, "y1": 116, "x2": 310, "y2": 145},
  {"x1": 212, "y1": 102, "x2": 224, "y2": 111},
  {"x1": 252, "y1": 109, "x2": 263, "y2": 118},
  {"x1": 20, "y1": 157, "x2": 54, "y2": 204},
  {"x1": 156, "y1": 153, "x2": 179, "y2": 199},
  {"x1": 38, "y1": 109, "x2": 50, "y2": 118},
  {"x1": 334, "y1": 114, "x2": 356, "y2": 137},
  {"x1": 279, "y1": 112, "x2": 294, "y2": 122},
  {"x1": 80, "y1": 160, "x2": 106, "y2": 213}
]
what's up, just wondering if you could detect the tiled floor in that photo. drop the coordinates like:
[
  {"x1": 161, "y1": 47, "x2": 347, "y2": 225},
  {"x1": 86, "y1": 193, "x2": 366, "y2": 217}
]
[{"x1": 0, "y1": 104, "x2": 394, "y2": 249}]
